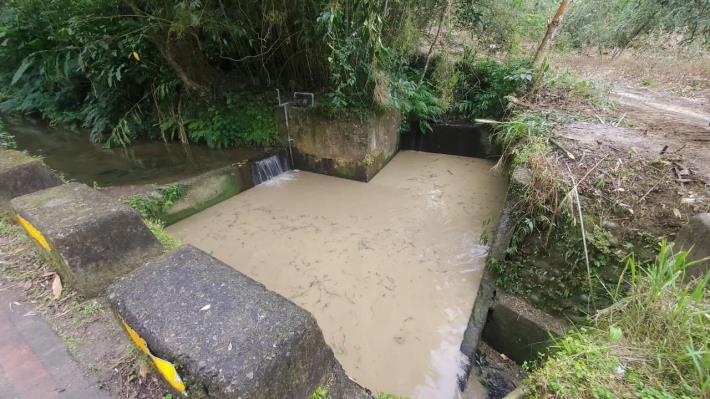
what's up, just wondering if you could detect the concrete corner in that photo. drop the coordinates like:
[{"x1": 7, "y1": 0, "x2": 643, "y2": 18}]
[
  {"x1": 10, "y1": 182, "x2": 162, "y2": 297},
  {"x1": 675, "y1": 213, "x2": 710, "y2": 278},
  {"x1": 0, "y1": 149, "x2": 62, "y2": 206},
  {"x1": 482, "y1": 294, "x2": 566, "y2": 364},
  {"x1": 107, "y1": 245, "x2": 345, "y2": 398}
]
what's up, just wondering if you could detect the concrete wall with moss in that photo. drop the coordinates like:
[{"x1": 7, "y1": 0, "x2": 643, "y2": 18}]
[{"x1": 286, "y1": 108, "x2": 400, "y2": 182}]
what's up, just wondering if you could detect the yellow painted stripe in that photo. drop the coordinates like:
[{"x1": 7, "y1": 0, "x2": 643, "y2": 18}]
[
  {"x1": 15, "y1": 215, "x2": 51, "y2": 251},
  {"x1": 122, "y1": 321, "x2": 186, "y2": 394}
]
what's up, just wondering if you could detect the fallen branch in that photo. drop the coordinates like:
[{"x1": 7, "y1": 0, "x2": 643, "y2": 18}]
[
  {"x1": 549, "y1": 137, "x2": 576, "y2": 160},
  {"x1": 637, "y1": 178, "x2": 664, "y2": 204},
  {"x1": 474, "y1": 118, "x2": 503, "y2": 125},
  {"x1": 505, "y1": 95, "x2": 537, "y2": 110}
]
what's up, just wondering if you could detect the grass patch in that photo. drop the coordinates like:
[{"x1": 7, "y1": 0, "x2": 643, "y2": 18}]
[
  {"x1": 125, "y1": 184, "x2": 190, "y2": 222},
  {"x1": 145, "y1": 219, "x2": 181, "y2": 251},
  {"x1": 536, "y1": 67, "x2": 614, "y2": 109},
  {"x1": 311, "y1": 387, "x2": 405, "y2": 399},
  {"x1": 527, "y1": 242, "x2": 709, "y2": 398}
]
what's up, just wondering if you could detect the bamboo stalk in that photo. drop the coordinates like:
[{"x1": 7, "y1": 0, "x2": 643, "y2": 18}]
[{"x1": 533, "y1": 0, "x2": 573, "y2": 67}]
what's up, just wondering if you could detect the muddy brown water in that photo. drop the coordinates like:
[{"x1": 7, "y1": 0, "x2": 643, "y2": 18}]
[
  {"x1": 3, "y1": 117, "x2": 265, "y2": 186},
  {"x1": 169, "y1": 151, "x2": 506, "y2": 398}
]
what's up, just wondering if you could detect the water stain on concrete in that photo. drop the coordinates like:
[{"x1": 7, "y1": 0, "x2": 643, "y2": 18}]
[{"x1": 169, "y1": 151, "x2": 506, "y2": 398}]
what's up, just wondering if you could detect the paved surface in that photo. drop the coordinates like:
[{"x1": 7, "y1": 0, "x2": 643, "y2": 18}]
[{"x1": 0, "y1": 287, "x2": 110, "y2": 399}]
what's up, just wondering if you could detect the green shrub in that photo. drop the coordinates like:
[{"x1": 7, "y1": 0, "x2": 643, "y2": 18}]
[
  {"x1": 389, "y1": 72, "x2": 443, "y2": 133},
  {"x1": 125, "y1": 184, "x2": 189, "y2": 221},
  {"x1": 528, "y1": 241, "x2": 710, "y2": 398},
  {"x1": 453, "y1": 53, "x2": 534, "y2": 120},
  {"x1": 145, "y1": 219, "x2": 181, "y2": 251},
  {"x1": 184, "y1": 92, "x2": 278, "y2": 149}
]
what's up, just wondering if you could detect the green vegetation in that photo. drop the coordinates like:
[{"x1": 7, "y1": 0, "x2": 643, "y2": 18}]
[
  {"x1": 311, "y1": 387, "x2": 404, "y2": 399},
  {"x1": 145, "y1": 219, "x2": 181, "y2": 251},
  {"x1": 0, "y1": 118, "x2": 14, "y2": 148},
  {"x1": 184, "y1": 92, "x2": 278, "y2": 148},
  {"x1": 559, "y1": 0, "x2": 710, "y2": 51},
  {"x1": 125, "y1": 184, "x2": 189, "y2": 221},
  {"x1": 528, "y1": 242, "x2": 709, "y2": 398},
  {"x1": 0, "y1": 0, "x2": 561, "y2": 145}
]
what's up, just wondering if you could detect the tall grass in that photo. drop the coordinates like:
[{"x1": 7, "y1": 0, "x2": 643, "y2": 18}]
[{"x1": 528, "y1": 241, "x2": 709, "y2": 398}]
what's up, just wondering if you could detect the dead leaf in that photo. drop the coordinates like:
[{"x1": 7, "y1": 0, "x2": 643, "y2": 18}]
[
  {"x1": 138, "y1": 364, "x2": 149, "y2": 379},
  {"x1": 673, "y1": 208, "x2": 682, "y2": 219},
  {"x1": 51, "y1": 274, "x2": 62, "y2": 299}
]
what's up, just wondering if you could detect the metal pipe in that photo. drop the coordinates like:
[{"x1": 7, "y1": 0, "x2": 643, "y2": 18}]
[
  {"x1": 276, "y1": 89, "x2": 294, "y2": 167},
  {"x1": 293, "y1": 92, "x2": 315, "y2": 107}
]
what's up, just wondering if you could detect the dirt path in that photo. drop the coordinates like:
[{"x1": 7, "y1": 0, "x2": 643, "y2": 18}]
[
  {"x1": 606, "y1": 85, "x2": 710, "y2": 181},
  {"x1": 612, "y1": 85, "x2": 710, "y2": 128}
]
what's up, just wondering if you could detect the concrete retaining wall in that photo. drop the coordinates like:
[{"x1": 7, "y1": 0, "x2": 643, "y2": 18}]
[
  {"x1": 459, "y1": 165, "x2": 565, "y2": 399},
  {"x1": 400, "y1": 122, "x2": 500, "y2": 159},
  {"x1": 109, "y1": 151, "x2": 288, "y2": 226},
  {"x1": 286, "y1": 109, "x2": 400, "y2": 182},
  {"x1": 0, "y1": 149, "x2": 62, "y2": 207},
  {"x1": 482, "y1": 294, "x2": 566, "y2": 364}
]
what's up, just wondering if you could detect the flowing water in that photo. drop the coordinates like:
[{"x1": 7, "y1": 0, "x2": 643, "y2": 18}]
[
  {"x1": 252, "y1": 154, "x2": 290, "y2": 185},
  {"x1": 3, "y1": 117, "x2": 266, "y2": 186},
  {"x1": 168, "y1": 151, "x2": 506, "y2": 398}
]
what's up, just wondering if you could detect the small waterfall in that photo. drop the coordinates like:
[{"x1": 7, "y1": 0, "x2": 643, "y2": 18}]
[{"x1": 252, "y1": 154, "x2": 289, "y2": 185}]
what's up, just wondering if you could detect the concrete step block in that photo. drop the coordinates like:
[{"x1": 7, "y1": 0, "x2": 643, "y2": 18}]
[
  {"x1": 106, "y1": 245, "x2": 340, "y2": 399},
  {"x1": 0, "y1": 149, "x2": 62, "y2": 206},
  {"x1": 10, "y1": 182, "x2": 163, "y2": 297}
]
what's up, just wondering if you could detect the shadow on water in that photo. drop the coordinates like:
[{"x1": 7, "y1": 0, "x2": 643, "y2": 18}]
[{"x1": 4, "y1": 116, "x2": 267, "y2": 187}]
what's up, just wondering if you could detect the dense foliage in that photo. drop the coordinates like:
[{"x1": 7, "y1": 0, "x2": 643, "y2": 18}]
[
  {"x1": 0, "y1": 0, "x2": 438, "y2": 145},
  {"x1": 559, "y1": 0, "x2": 710, "y2": 50},
  {"x1": 0, "y1": 0, "x2": 549, "y2": 146}
]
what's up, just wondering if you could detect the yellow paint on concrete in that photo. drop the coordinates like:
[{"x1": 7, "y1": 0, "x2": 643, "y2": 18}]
[
  {"x1": 15, "y1": 215, "x2": 51, "y2": 251},
  {"x1": 122, "y1": 321, "x2": 186, "y2": 394}
]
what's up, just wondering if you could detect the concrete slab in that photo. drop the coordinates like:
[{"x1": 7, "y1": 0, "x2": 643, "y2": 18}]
[
  {"x1": 10, "y1": 183, "x2": 163, "y2": 297},
  {"x1": 0, "y1": 286, "x2": 111, "y2": 399},
  {"x1": 107, "y1": 245, "x2": 350, "y2": 399},
  {"x1": 0, "y1": 149, "x2": 62, "y2": 206}
]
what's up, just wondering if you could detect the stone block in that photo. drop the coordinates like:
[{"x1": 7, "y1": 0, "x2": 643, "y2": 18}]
[
  {"x1": 11, "y1": 183, "x2": 162, "y2": 297},
  {"x1": 0, "y1": 149, "x2": 62, "y2": 206},
  {"x1": 675, "y1": 213, "x2": 710, "y2": 278},
  {"x1": 287, "y1": 108, "x2": 400, "y2": 182},
  {"x1": 482, "y1": 295, "x2": 566, "y2": 364},
  {"x1": 106, "y1": 245, "x2": 343, "y2": 398}
]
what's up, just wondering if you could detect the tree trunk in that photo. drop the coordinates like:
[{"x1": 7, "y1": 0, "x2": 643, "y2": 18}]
[
  {"x1": 532, "y1": 0, "x2": 573, "y2": 67},
  {"x1": 154, "y1": 28, "x2": 217, "y2": 98},
  {"x1": 419, "y1": 0, "x2": 449, "y2": 85},
  {"x1": 127, "y1": 0, "x2": 218, "y2": 99}
]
